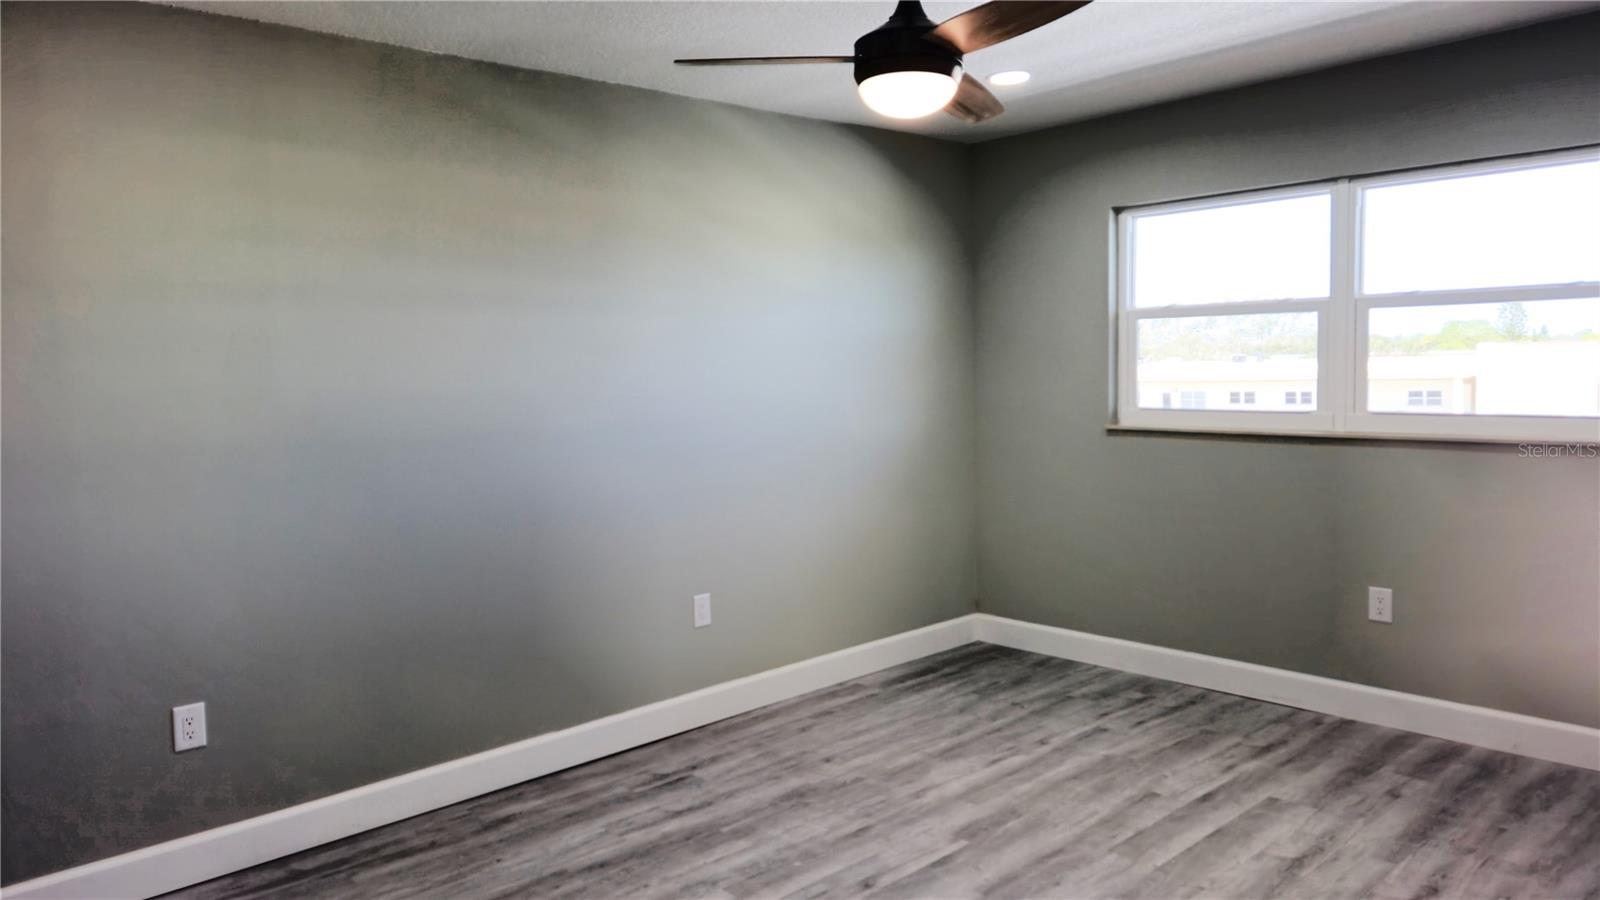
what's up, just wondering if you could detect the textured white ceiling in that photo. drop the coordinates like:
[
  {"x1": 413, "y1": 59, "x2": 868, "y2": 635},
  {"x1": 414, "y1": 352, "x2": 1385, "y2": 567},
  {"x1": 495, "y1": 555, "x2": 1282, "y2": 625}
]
[{"x1": 167, "y1": 1, "x2": 1595, "y2": 142}]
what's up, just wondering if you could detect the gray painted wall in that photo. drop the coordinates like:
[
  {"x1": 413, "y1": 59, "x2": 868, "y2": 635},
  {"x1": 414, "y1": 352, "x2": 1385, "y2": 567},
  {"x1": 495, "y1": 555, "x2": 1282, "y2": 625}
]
[
  {"x1": 1, "y1": 3, "x2": 975, "y2": 883},
  {"x1": 972, "y1": 14, "x2": 1600, "y2": 729}
]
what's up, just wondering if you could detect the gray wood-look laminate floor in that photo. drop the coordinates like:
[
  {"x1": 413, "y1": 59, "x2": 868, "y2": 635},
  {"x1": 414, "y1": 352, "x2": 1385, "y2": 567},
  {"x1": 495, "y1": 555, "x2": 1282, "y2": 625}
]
[{"x1": 169, "y1": 644, "x2": 1600, "y2": 900}]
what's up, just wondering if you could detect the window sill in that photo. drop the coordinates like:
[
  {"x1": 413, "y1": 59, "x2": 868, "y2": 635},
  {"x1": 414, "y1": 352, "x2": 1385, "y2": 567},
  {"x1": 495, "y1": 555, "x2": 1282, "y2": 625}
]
[{"x1": 1106, "y1": 422, "x2": 1600, "y2": 448}]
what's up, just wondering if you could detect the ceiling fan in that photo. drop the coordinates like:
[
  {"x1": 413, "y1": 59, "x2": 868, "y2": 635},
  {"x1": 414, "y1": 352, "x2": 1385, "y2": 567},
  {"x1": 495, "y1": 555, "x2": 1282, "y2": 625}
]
[{"x1": 674, "y1": 1, "x2": 1091, "y2": 123}]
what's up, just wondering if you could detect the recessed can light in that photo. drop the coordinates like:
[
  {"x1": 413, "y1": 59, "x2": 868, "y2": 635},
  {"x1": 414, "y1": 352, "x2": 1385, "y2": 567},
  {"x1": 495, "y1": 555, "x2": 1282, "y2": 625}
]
[{"x1": 989, "y1": 70, "x2": 1031, "y2": 87}]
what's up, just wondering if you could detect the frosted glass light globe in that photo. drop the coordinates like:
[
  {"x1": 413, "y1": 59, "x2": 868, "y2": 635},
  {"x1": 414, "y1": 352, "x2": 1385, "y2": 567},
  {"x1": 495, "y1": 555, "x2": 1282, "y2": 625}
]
[{"x1": 857, "y1": 70, "x2": 960, "y2": 119}]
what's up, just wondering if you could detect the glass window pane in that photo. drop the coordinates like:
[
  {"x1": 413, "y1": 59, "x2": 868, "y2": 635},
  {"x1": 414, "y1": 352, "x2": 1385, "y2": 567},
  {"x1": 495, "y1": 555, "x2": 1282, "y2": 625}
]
[
  {"x1": 1136, "y1": 313, "x2": 1318, "y2": 410},
  {"x1": 1361, "y1": 159, "x2": 1600, "y2": 294},
  {"x1": 1131, "y1": 194, "x2": 1331, "y2": 307},
  {"x1": 1367, "y1": 299, "x2": 1600, "y2": 417}
]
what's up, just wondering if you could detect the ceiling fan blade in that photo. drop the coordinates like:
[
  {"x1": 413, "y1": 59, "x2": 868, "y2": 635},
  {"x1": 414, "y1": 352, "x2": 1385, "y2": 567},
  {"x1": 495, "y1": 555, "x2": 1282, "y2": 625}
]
[
  {"x1": 946, "y1": 73, "x2": 1005, "y2": 123},
  {"x1": 931, "y1": 1, "x2": 1091, "y2": 54},
  {"x1": 674, "y1": 55, "x2": 854, "y2": 66}
]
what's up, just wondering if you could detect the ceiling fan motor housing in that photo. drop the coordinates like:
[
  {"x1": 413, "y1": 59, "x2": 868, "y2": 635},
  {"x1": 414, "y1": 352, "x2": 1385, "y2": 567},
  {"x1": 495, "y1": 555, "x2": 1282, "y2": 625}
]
[{"x1": 852, "y1": 0, "x2": 962, "y2": 85}]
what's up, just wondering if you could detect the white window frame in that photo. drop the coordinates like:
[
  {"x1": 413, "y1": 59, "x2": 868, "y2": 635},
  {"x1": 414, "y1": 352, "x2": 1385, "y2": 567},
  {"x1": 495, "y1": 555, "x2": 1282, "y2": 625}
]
[{"x1": 1114, "y1": 146, "x2": 1600, "y2": 443}]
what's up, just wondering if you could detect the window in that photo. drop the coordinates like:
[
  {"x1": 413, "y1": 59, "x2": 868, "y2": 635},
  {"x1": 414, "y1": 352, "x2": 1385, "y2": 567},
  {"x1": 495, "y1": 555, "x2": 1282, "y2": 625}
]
[{"x1": 1116, "y1": 148, "x2": 1600, "y2": 441}]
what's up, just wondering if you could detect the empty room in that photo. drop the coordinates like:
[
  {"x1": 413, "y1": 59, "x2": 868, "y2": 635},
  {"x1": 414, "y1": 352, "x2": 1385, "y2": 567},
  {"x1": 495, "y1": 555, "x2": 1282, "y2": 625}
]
[{"x1": 3, "y1": 1, "x2": 1599, "y2": 897}]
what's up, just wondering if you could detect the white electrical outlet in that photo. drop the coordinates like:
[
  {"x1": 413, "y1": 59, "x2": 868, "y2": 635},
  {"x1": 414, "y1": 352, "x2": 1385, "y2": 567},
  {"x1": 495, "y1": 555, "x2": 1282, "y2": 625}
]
[
  {"x1": 1368, "y1": 586, "x2": 1393, "y2": 623},
  {"x1": 693, "y1": 593, "x2": 712, "y2": 629},
  {"x1": 172, "y1": 702, "x2": 207, "y2": 752}
]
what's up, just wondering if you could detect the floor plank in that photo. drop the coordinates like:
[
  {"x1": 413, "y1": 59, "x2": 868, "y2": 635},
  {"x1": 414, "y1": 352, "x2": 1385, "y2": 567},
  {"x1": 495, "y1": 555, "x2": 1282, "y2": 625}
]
[{"x1": 168, "y1": 644, "x2": 1600, "y2": 899}]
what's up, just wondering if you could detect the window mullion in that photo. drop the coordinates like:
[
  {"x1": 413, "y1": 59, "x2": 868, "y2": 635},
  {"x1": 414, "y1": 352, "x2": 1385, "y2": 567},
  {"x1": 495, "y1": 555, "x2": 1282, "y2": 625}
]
[
  {"x1": 1329, "y1": 179, "x2": 1358, "y2": 431},
  {"x1": 1360, "y1": 283, "x2": 1600, "y2": 307},
  {"x1": 1128, "y1": 298, "x2": 1326, "y2": 319}
]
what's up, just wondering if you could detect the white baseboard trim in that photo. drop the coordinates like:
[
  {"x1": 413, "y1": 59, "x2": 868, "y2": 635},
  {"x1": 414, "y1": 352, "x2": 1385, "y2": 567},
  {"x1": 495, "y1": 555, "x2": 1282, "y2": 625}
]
[
  {"x1": 2, "y1": 616, "x2": 980, "y2": 900},
  {"x1": 973, "y1": 613, "x2": 1600, "y2": 771},
  {"x1": 11, "y1": 612, "x2": 1596, "y2": 898}
]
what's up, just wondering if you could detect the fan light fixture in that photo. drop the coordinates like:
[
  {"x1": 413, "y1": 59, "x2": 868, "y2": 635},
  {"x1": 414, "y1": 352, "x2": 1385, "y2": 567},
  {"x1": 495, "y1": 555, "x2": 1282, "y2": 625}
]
[
  {"x1": 675, "y1": 1, "x2": 1093, "y2": 127},
  {"x1": 857, "y1": 69, "x2": 962, "y2": 119}
]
